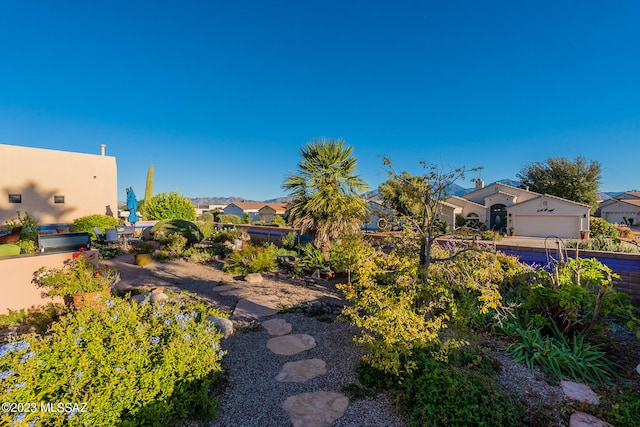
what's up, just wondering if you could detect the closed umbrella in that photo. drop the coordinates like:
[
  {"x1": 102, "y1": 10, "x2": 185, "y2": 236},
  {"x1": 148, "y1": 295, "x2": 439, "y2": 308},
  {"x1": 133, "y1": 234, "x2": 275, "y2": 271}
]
[{"x1": 126, "y1": 187, "x2": 139, "y2": 224}]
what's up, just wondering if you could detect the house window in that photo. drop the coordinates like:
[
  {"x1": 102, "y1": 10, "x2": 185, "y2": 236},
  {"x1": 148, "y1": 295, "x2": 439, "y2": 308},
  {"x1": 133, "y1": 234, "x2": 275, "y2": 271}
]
[
  {"x1": 8, "y1": 194, "x2": 21, "y2": 203},
  {"x1": 54, "y1": 195, "x2": 65, "y2": 204}
]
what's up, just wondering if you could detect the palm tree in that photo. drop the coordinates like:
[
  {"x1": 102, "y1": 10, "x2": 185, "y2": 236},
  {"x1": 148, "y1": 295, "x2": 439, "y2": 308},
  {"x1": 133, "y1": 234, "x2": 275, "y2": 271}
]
[{"x1": 282, "y1": 139, "x2": 370, "y2": 257}]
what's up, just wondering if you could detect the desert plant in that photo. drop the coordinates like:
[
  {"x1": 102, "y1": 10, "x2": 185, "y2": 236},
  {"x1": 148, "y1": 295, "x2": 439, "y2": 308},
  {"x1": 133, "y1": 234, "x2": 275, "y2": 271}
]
[
  {"x1": 504, "y1": 321, "x2": 620, "y2": 384},
  {"x1": 217, "y1": 214, "x2": 242, "y2": 224},
  {"x1": 212, "y1": 228, "x2": 243, "y2": 243},
  {"x1": 223, "y1": 243, "x2": 280, "y2": 274},
  {"x1": 281, "y1": 231, "x2": 298, "y2": 250},
  {"x1": 565, "y1": 237, "x2": 638, "y2": 253},
  {"x1": 129, "y1": 241, "x2": 156, "y2": 254},
  {"x1": 271, "y1": 215, "x2": 286, "y2": 226},
  {"x1": 0, "y1": 295, "x2": 225, "y2": 426},
  {"x1": 198, "y1": 211, "x2": 214, "y2": 222},
  {"x1": 69, "y1": 214, "x2": 119, "y2": 241}
]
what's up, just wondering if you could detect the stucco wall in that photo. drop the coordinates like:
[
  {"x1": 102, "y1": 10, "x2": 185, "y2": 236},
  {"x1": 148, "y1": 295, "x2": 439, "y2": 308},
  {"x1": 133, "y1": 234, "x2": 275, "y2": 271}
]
[
  {"x1": 0, "y1": 144, "x2": 118, "y2": 225},
  {"x1": 0, "y1": 252, "x2": 83, "y2": 314}
]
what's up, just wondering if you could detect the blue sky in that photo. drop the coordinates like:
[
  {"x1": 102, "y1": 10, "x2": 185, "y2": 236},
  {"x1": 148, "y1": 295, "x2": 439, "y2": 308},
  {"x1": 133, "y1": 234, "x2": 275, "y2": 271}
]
[{"x1": 1, "y1": 1, "x2": 639, "y2": 202}]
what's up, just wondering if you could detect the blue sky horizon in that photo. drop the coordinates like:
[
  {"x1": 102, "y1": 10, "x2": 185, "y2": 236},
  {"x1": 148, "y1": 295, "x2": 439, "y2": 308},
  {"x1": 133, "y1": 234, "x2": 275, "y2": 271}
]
[{"x1": 1, "y1": 1, "x2": 639, "y2": 202}]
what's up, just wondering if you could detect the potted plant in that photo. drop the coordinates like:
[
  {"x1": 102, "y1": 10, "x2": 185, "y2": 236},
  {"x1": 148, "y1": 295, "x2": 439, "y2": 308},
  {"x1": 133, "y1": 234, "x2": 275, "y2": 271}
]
[
  {"x1": 508, "y1": 227, "x2": 515, "y2": 236},
  {"x1": 33, "y1": 248, "x2": 119, "y2": 308},
  {"x1": 130, "y1": 240, "x2": 156, "y2": 266}
]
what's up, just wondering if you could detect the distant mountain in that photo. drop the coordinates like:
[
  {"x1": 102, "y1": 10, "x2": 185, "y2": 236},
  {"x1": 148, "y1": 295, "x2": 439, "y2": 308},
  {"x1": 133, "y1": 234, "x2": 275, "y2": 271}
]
[{"x1": 264, "y1": 196, "x2": 291, "y2": 203}]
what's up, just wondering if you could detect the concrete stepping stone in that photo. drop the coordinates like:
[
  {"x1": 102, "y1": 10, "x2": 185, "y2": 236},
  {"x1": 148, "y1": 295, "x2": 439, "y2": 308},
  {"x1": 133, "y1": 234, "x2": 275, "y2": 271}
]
[
  {"x1": 282, "y1": 391, "x2": 349, "y2": 427},
  {"x1": 267, "y1": 334, "x2": 316, "y2": 355},
  {"x1": 561, "y1": 380, "x2": 600, "y2": 405},
  {"x1": 570, "y1": 411, "x2": 614, "y2": 427},
  {"x1": 262, "y1": 318, "x2": 292, "y2": 336},
  {"x1": 276, "y1": 358, "x2": 326, "y2": 382},
  {"x1": 233, "y1": 298, "x2": 279, "y2": 319}
]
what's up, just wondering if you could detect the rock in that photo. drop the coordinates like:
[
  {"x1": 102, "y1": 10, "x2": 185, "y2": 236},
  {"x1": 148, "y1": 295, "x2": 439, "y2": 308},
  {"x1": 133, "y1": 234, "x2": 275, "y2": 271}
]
[
  {"x1": 233, "y1": 298, "x2": 279, "y2": 319},
  {"x1": 569, "y1": 411, "x2": 614, "y2": 427},
  {"x1": 244, "y1": 273, "x2": 263, "y2": 283},
  {"x1": 262, "y1": 318, "x2": 292, "y2": 336},
  {"x1": 206, "y1": 316, "x2": 234, "y2": 338},
  {"x1": 275, "y1": 358, "x2": 326, "y2": 382},
  {"x1": 131, "y1": 293, "x2": 150, "y2": 304},
  {"x1": 282, "y1": 392, "x2": 349, "y2": 427},
  {"x1": 149, "y1": 291, "x2": 169, "y2": 304},
  {"x1": 561, "y1": 381, "x2": 600, "y2": 405},
  {"x1": 266, "y1": 334, "x2": 316, "y2": 355}
]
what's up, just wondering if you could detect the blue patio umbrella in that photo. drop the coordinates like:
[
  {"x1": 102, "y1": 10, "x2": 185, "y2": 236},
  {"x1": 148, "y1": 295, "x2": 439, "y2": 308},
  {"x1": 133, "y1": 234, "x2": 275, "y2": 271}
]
[{"x1": 126, "y1": 187, "x2": 139, "y2": 224}]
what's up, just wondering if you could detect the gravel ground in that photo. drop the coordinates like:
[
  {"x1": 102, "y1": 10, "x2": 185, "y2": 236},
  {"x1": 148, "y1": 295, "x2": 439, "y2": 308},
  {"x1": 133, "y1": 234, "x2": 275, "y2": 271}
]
[{"x1": 206, "y1": 312, "x2": 408, "y2": 427}]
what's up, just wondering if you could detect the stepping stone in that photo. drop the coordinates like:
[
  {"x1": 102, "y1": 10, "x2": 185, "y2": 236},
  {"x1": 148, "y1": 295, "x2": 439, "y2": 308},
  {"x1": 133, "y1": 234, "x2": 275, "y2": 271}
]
[
  {"x1": 262, "y1": 318, "x2": 292, "y2": 336},
  {"x1": 561, "y1": 381, "x2": 600, "y2": 405},
  {"x1": 233, "y1": 298, "x2": 279, "y2": 319},
  {"x1": 282, "y1": 391, "x2": 349, "y2": 427},
  {"x1": 267, "y1": 334, "x2": 316, "y2": 355},
  {"x1": 569, "y1": 411, "x2": 614, "y2": 427},
  {"x1": 276, "y1": 358, "x2": 326, "y2": 382},
  {"x1": 220, "y1": 289, "x2": 251, "y2": 297},
  {"x1": 245, "y1": 273, "x2": 263, "y2": 283}
]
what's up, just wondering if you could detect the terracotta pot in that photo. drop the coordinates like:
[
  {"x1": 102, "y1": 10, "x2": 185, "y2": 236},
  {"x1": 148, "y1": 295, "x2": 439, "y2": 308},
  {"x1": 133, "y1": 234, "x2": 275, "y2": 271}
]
[
  {"x1": 67, "y1": 289, "x2": 110, "y2": 310},
  {"x1": 134, "y1": 253, "x2": 153, "y2": 266}
]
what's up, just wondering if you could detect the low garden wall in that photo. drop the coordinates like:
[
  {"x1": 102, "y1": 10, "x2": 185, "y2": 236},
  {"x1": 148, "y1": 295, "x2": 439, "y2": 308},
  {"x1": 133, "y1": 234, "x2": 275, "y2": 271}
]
[{"x1": 0, "y1": 251, "x2": 100, "y2": 314}]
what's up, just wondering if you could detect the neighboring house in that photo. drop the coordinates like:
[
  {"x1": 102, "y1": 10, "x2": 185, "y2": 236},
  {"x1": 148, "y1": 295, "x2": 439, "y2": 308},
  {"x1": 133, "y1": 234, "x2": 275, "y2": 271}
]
[
  {"x1": 0, "y1": 144, "x2": 117, "y2": 225},
  {"x1": 362, "y1": 200, "x2": 393, "y2": 231},
  {"x1": 258, "y1": 203, "x2": 287, "y2": 223},
  {"x1": 443, "y1": 180, "x2": 590, "y2": 239},
  {"x1": 599, "y1": 195, "x2": 640, "y2": 226},
  {"x1": 223, "y1": 202, "x2": 265, "y2": 222},
  {"x1": 195, "y1": 204, "x2": 226, "y2": 217}
]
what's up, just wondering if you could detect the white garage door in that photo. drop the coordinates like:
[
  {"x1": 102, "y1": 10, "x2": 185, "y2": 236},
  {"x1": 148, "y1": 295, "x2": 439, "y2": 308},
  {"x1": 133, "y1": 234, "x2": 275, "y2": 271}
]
[{"x1": 515, "y1": 215, "x2": 580, "y2": 239}]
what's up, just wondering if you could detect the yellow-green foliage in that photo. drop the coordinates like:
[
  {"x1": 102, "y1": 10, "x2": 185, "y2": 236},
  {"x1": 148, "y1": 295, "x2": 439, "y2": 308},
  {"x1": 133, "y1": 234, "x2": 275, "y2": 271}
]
[{"x1": 340, "y1": 241, "x2": 525, "y2": 377}]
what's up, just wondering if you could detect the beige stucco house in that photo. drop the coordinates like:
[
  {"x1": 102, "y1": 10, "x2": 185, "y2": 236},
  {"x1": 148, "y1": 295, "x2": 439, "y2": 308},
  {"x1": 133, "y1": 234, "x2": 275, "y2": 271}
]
[
  {"x1": 599, "y1": 192, "x2": 640, "y2": 225},
  {"x1": 443, "y1": 180, "x2": 590, "y2": 238},
  {"x1": 0, "y1": 144, "x2": 118, "y2": 225},
  {"x1": 258, "y1": 203, "x2": 287, "y2": 223}
]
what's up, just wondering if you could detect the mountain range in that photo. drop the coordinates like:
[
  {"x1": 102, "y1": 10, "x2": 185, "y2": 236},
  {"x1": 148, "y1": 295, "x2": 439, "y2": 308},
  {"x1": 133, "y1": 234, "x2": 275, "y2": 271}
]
[{"x1": 187, "y1": 180, "x2": 626, "y2": 206}]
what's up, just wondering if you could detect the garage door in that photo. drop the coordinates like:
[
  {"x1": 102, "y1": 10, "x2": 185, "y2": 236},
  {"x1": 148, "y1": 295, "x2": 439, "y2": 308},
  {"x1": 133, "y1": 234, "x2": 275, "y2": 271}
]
[{"x1": 514, "y1": 215, "x2": 580, "y2": 239}]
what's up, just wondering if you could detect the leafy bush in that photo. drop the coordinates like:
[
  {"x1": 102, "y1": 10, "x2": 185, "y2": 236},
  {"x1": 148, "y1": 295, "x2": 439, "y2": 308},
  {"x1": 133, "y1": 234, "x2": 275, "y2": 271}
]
[
  {"x1": 217, "y1": 214, "x2": 241, "y2": 224},
  {"x1": 281, "y1": 231, "x2": 298, "y2": 250},
  {"x1": 480, "y1": 230, "x2": 502, "y2": 241},
  {"x1": 504, "y1": 321, "x2": 620, "y2": 384},
  {"x1": 223, "y1": 243, "x2": 280, "y2": 274},
  {"x1": 69, "y1": 214, "x2": 119, "y2": 241},
  {"x1": 455, "y1": 213, "x2": 467, "y2": 228},
  {"x1": 151, "y1": 219, "x2": 202, "y2": 245},
  {"x1": 198, "y1": 212, "x2": 214, "y2": 222},
  {"x1": 196, "y1": 221, "x2": 216, "y2": 240},
  {"x1": 357, "y1": 346, "x2": 522, "y2": 426},
  {"x1": 0, "y1": 295, "x2": 225, "y2": 426},
  {"x1": 590, "y1": 217, "x2": 620, "y2": 239},
  {"x1": 5, "y1": 211, "x2": 39, "y2": 249},
  {"x1": 565, "y1": 237, "x2": 638, "y2": 253},
  {"x1": 142, "y1": 191, "x2": 196, "y2": 221},
  {"x1": 615, "y1": 225, "x2": 635, "y2": 239},
  {"x1": 212, "y1": 228, "x2": 243, "y2": 243}
]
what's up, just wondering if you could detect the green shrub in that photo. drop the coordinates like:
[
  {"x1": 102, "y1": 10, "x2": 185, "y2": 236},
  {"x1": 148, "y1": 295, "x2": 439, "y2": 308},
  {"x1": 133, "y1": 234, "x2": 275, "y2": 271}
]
[
  {"x1": 5, "y1": 211, "x2": 39, "y2": 242},
  {"x1": 196, "y1": 221, "x2": 216, "y2": 240},
  {"x1": 504, "y1": 321, "x2": 620, "y2": 384},
  {"x1": 281, "y1": 231, "x2": 298, "y2": 250},
  {"x1": 142, "y1": 191, "x2": 196, "y2": 221},
  {"x1": 480, "y1": 230, "x2": 502, "y2": 241},
  {"x1": 590, "y1": 217, "x2": 620, "y2": 239},
  {"x1": 198, "y1": 212, "x2": 214, "y2": 222},
  {"x1": 565, "y1": 237, "x2": 638, "y2": 253},
  {"x1": 217, "y1": 214, "x2": 241, "y2": 224},
  {"x1": 455, "y1": 213, "x2": 467, "y2": 228},
  {"x1": 357, "y1": 346, "x2": 522, "y2": 426},
  {"x1": 223, "y1": 243, "x2": 279, "y2": 274},
  {"x1": 151, "y1": 219, "x2": 202, "y2": 245},
  {"x1": 0, "y1": 295, "x2": 225, "y2": 426},
  {"x1": 271, "y1": 215, "x2": 286, "y2": 226},
  {"x1": 212, "y1": 228, "x2": 243, "y2": 243},
  {"x1": 70, "y1": 214, "x2": 119, "y2": 241}
]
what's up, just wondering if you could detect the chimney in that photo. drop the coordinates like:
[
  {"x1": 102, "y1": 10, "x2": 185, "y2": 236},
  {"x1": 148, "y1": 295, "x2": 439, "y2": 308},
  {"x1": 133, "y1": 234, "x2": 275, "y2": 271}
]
[
  {"x1": 100, "y1": 144, "x2": 106, "y2": 156},
  {"x1": 475, "y1": 179, "x2": 484, "y2": 189}
]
